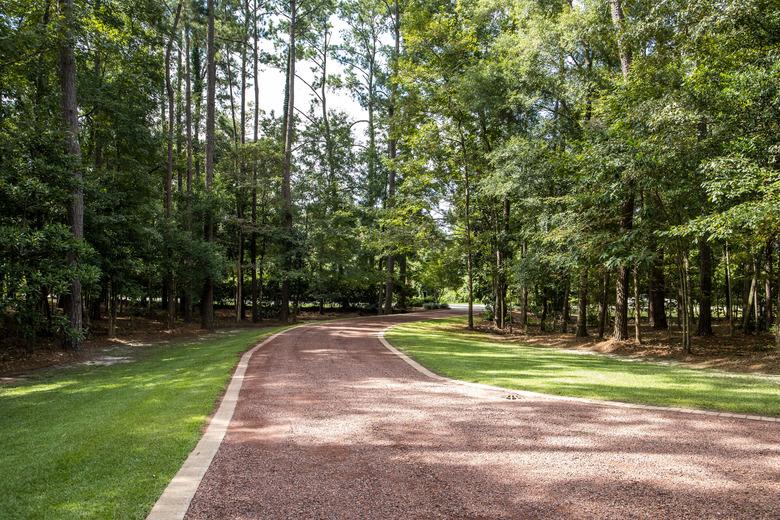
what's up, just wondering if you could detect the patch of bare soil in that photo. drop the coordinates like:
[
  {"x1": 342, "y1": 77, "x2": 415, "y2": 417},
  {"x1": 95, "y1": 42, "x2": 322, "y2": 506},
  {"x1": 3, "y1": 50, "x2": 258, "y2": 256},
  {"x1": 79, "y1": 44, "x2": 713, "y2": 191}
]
[{"x1": 450, "y1": 318, "x2": 780, "y2": 375}]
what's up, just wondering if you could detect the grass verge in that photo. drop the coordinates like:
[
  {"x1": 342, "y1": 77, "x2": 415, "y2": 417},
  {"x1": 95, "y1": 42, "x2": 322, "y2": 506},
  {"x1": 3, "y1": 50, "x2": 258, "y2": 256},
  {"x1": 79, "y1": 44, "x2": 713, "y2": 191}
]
[
  {"x1": 0, "y1": 325, "x2": 289, "y2": 519},
  {"x1": 385, "y1": 318, "x2": 780, "y2": 417}
]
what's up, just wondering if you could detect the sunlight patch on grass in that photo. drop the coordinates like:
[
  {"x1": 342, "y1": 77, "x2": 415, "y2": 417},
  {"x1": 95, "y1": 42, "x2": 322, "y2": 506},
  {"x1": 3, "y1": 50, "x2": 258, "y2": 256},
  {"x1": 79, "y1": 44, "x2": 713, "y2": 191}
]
[
  {"x1": 386, "y1": 318, "x2": 780, "y2": 416},
  {"x1": 0, "y1": 325, "x2": 289, "y2": 520}
]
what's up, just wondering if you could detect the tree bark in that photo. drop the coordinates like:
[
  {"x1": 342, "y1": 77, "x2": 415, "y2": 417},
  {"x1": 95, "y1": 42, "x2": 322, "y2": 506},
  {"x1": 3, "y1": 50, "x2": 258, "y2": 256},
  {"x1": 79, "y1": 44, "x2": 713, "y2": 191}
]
[
  {"x1": 280, "y1": 0, "x2": 296, "y2": 323},
  {"x1": 459, "y1": 128, "x2": 474, "y2": 330},
  {"x1": 598, "y1": 270, "x2": 609, "y2": 338},
  {"x1": 743, "y1": 258, "x2": 757, "y2": 334},
  {"x1": 201, "y1": 0, "x2": 217, "y2": 330},
  {"x1": 775, "y1": 243, "x2": 780, "y2": 350},
  {"x1": 575, "y1": 267, "x2": 588, "y2": 337},
  {"x1": 165, "y1": 2, "x2": 182, "y2": 331},
  {"x1": 724, "y1": 244, "x2": 732, "y2": 336},
  {"x1": 398, "y1": 255, "x2": 407, "y2": 310},
  {"x1": 183, "y1": 6, "x2": 193, "y2": 323},
  {"x1": 648, "y1": 249, "x2": 668, "y2": 329},
  {"x1": 59, "y1": 0, "x2": 84, "y2": 350},
  {"x1": 633, "y1": 263, "x2": 641, "y2": 343},
  {"x1": 609, "y1": 0, "x2": 632, "y2": 77},
  {"x1": 520, "y1": 240, "x2": 528, "y2": 331},
  {"x1": 764, "y1": 242, "x2": 773, "y2": 331},
  {"x1": 678, "y1": 249, "x2": 692, "y2": 353},
  {"x1": 384, "y1": 0, "x2": 401, "y2": 315},
  {"x1": 251, "y1": 0, "x2": 260, "y2": 322},
  {"x1": 697, "y1": 237, "x2": 713, "y2": 336},
  {"x1": 561, "y1": 281, "x2": 570, "y2": 332},
  {"x1": 610, "y1": 0, "x2": 634, "y2": 342},
  {"x1": 613, "y1": 193, "x2": 634, "y2": 340}
]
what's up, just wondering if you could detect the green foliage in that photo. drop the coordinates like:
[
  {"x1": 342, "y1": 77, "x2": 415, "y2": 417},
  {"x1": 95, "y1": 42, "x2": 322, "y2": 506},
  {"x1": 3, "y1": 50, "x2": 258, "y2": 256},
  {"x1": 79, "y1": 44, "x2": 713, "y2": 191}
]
[{"x1": 3, "y1": 0, "x2": 780, "y2": 347}]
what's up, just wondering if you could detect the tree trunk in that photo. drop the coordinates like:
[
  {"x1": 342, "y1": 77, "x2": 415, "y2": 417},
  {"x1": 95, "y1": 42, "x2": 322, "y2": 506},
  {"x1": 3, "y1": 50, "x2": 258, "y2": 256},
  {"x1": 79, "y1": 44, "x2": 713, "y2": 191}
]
[
  {"x1": 609, "y1": 0, "x2": 632, "y2": 77},
  {"x1": 279, "y1": 0, "x2": 296, "y2": 323},
  {"x1": 575, "y1": 267, "x2": 588, "y2": 337},
  {"x1": 165, "y1": 2, "x2": 182, "y2": 331},
  {"x1": 183, "y1": 7, "x2": 193, "y2": 323},
  {"x1": 743, "y1": 259, "x2": 757, "y2": 334},
  {"x1": 724, "y1": 244, "x2": 732, "y2": 336},
  {"x1": 648, "y1": 249, "x2": 668, "y2": 329},
  {"x1": 764, "y1": 242, "x2": 773, "y2": 331},
  {"x1": 775, "y1": 243, "x2": 780, "y2": 350},
  {"x1": 176, "y1": 46, "x2": 183, "y2": 192},
  {"x1": 633, "y1": 263, "x2": 641, "y2": 344},
  {"x1": 561, "y1": 281, "x2": 570, "y2": 332},
  {"x1": 697, "y1": 237, "x2": 713, "y2": 336},
  {"x1": 520, "y1": 240, "x2": 528, "y2": 331},
  {"x1": 678, "y1": 249, "x2": 692, "y2": 353},
  {"x1": 398, "y1": 255, "x2": 407, "y2": 310},
  {"x1": 460, "y1": 129, "x2": 474, "y2": 330},
  {"x1": 384, "y1": 1, "x2": 401, "y2": 315},
  {"x1": 201, "y1": 0, "x2": 216, "y2": 330},
  {"x1": 610, "y1": 0, "x2": 633, "y2": 342},
  {"x1": 251, "y1": 0, "x2": 260, "y2": 322},
  {"x1": 613, "y1": 194, "x2": 634, "y2": 340},
  {"x1": 108, "y1": 279, "x2": 116, "y2": 338},
  {"x1": 598, "y1": 270, "x2": 609, "y2": 338},
  {"x1": 59, "y1": 0, "x2": 84, "y2": 350}
]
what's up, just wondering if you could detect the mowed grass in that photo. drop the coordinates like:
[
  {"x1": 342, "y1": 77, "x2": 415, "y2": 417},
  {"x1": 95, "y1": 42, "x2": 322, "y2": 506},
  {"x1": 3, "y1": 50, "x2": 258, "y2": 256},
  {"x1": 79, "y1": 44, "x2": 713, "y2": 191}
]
[
  {"x1": 386, "y1": 318, "x2": 780, "y2": 417},
  {"x1": 0, "y1": 325, "x2": 289, "y2": 519}
]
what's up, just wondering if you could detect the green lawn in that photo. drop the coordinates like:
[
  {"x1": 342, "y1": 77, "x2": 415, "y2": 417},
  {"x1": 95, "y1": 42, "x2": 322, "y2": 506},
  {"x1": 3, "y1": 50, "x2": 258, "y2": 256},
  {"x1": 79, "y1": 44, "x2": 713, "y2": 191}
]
[
  {"x1": 386, "y1": 318, "x2": 780, "y2": 417},
  {"x1": 0, "y1": 325, "x2": 288, "y2": 519}
]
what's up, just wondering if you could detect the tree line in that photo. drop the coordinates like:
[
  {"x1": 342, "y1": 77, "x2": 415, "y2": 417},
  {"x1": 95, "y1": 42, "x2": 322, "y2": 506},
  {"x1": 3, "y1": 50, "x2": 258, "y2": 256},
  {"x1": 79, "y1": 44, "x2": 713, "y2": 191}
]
[
  {"x1": 1, "y1": 0, "x2": 406, "y2": 350},
  {"x1": 395, "y1": 0, "x2": 780, "y2": 351},
  {"x1": 1, "y1": 0, "x2": 778, "y2": 352}
]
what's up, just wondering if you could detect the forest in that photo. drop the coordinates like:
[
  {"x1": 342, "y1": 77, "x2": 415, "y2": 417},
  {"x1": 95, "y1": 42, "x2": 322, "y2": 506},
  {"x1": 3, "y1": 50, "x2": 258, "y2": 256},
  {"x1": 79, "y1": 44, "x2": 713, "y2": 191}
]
[{"x1": 1, "y1": 0, "x2": 779, "y2": 353}]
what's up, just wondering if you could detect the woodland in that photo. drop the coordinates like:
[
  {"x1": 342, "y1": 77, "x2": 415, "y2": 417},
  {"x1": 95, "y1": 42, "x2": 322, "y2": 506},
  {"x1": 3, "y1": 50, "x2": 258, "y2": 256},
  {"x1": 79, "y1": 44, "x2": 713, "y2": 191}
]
[{"x1": 1, "y1": 0, "x2": 779, "y2": 353}]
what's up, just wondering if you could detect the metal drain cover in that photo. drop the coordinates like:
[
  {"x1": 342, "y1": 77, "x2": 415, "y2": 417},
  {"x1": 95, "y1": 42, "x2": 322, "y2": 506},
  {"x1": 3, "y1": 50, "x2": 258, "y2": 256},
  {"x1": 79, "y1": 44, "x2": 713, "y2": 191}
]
[{"x1": 504, "y1": 394, "x2": 523, "y2": 400}]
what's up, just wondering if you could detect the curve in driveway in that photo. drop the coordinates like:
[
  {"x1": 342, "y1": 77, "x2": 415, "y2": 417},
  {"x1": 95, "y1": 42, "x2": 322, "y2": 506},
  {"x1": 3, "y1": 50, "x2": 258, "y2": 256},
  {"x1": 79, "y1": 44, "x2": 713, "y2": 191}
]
[{"x1": 151, "y1": 311, "x2": 780, "y2": 519}]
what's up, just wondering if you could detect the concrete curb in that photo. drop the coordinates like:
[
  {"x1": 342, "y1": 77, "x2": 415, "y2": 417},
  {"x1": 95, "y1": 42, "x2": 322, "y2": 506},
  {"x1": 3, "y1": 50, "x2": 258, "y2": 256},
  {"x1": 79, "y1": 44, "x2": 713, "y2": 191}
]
[
  {"x1": 377, "y1": 329, "x2": 780, "y2": 424},
  {"x1": 146, "y1": 325, "x2": 301, "y2": 520}
]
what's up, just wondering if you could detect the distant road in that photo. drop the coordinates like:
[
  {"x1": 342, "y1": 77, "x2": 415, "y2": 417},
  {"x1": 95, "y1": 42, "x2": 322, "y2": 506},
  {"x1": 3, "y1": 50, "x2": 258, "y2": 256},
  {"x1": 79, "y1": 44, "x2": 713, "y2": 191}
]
[{"x1": 446, "y1": 302, "x2": 485, "y2": 312}]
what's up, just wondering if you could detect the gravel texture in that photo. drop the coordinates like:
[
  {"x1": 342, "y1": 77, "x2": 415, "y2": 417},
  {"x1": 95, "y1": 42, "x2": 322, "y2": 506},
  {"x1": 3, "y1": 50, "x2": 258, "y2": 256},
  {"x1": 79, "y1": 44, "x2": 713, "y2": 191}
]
[{"x1": 185, "y1": 312, "x2": 780, "y2": 519}]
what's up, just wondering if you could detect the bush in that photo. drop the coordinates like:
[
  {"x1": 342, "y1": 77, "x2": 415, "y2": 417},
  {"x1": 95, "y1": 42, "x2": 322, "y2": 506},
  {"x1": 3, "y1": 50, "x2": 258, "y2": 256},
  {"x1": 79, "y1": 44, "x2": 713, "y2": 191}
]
[{"x1": 422, "y1": 302, "x2": 450, "y2": 310}]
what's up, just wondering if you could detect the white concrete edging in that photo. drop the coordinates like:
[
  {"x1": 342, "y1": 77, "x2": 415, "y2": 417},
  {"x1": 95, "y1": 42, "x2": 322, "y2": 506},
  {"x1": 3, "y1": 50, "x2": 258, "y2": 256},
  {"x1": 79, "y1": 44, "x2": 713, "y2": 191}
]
[
  {"x1": 146, "y1": 326, "x2": 300, "y2": 520},
  {"x1": 377, "y1": 328, "x2": 780, "y2": 424}
]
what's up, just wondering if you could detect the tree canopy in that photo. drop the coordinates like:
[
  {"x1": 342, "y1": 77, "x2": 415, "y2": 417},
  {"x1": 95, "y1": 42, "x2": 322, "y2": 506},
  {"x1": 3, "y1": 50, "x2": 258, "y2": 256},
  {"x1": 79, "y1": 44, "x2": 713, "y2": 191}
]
[{"x1": 1, "y1": 0, "x2": 779, "y2": 351}]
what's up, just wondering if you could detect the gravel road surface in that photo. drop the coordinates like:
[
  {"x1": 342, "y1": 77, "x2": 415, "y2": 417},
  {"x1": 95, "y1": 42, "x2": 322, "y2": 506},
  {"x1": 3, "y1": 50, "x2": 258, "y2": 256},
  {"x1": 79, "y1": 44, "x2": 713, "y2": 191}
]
[{"x1": 185, "y1": 312, "x2": 780, "y2": 519}]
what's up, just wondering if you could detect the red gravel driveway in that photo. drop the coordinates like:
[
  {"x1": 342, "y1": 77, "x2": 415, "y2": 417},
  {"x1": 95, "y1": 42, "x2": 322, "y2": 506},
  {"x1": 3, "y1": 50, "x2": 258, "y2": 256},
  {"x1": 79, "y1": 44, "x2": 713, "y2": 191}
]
[{"x1": 185, "y1": 312, "x2": 780, "y2": 519}]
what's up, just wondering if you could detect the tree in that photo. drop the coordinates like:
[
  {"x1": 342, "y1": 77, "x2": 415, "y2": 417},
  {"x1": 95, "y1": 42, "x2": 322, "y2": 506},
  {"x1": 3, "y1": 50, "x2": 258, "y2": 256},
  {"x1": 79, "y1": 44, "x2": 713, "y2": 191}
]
[
  {"x1": 202, "y1": 0, "x2": 217, "y2": 330},
  {"x1": 58, "y1": 0, "x2": 84, "y2": 349},
  {"x1": 279, "y1": 0, "x2": 297, "y2": 322},
  {"x1": 164, "y1": 2, "x2": 183, "y2": 330}
]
